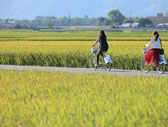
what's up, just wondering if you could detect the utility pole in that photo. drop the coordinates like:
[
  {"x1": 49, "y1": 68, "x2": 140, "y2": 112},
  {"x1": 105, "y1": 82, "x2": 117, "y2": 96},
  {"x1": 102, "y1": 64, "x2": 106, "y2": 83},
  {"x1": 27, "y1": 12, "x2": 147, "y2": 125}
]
[
  {"x1": 58, "y1": 21, "x2": 60, "y2": 32},
  {"x1": 130, "y1": 11, "x2": 132, "y2": 20},
  {"x1": 69, "y1": 12, "x2": 71, "y2": 30}
]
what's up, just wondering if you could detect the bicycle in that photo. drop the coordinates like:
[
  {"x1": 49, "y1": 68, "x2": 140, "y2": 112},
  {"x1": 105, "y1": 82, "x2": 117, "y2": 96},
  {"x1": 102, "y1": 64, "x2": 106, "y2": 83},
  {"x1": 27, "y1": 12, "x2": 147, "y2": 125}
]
[
  {"x1": 141, "y1": 48, "x2": 167, "y2": 74},
  {"x1": 90, "y1": 46, "x2": 112, "y2": 71}
]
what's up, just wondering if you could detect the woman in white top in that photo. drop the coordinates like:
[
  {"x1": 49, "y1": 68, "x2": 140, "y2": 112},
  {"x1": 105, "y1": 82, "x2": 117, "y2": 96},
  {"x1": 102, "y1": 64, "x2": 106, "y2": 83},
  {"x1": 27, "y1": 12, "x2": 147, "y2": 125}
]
[{"x1": 144, "y1": 31, "x2": 162, "y2": 67}]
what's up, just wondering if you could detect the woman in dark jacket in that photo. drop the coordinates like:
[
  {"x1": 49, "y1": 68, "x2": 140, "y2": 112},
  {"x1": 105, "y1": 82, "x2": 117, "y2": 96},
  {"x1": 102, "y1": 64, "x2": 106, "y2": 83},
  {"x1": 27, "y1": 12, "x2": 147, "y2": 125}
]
[{"x1": 92, "y1": 30, "x2": 109, "y2": 66}]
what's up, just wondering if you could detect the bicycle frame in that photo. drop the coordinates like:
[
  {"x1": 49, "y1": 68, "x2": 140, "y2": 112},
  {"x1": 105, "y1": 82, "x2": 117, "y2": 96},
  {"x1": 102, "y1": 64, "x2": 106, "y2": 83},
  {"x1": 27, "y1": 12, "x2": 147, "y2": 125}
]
[{"x1": 90, "y1": 46, "x2": 112, "y2": 71}]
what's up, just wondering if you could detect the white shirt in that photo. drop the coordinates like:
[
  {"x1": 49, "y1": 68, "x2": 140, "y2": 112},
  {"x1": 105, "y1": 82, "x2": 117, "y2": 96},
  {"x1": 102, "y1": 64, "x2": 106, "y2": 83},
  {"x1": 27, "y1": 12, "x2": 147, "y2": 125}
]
[{"x1": 145, "y1": 38, "x2": 161, "y2": 49}]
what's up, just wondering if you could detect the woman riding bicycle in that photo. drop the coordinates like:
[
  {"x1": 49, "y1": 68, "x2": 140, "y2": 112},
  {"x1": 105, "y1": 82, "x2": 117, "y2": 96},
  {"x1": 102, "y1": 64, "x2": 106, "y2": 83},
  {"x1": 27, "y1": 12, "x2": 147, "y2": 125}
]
[
  {"x1": 92, "y1": 30, "x2": 109, "y2": 66},
  {"x1": 144, "y1": 31, "x2": 162, "y2": 67}
]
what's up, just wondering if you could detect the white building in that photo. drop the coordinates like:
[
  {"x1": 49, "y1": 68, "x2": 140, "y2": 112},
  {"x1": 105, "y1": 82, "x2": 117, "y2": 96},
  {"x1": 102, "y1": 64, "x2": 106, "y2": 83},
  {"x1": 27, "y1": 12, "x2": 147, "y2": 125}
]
[
  {"x1": 131, "y1": 23, "x2": 139, "y2": 27},
  {"x1": 121, "y1": 23, "x2": 131, "y2": 27},
  {"x1": 157, "y1": 23, "x2": 168, "y2": 27},
  {"x1": 121, "y1": 23, "x2": 139, "y2": 28},
  {"x1": 7, "y1": 20, "x2": 15, "y2": 24}
]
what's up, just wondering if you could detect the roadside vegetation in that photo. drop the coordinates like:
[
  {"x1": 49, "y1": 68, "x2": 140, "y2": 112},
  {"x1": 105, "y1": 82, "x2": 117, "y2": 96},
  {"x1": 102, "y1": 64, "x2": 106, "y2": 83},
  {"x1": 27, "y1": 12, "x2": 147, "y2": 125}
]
[{"x1": 0, "y1": 69, "x2": 168, "y2": 127}]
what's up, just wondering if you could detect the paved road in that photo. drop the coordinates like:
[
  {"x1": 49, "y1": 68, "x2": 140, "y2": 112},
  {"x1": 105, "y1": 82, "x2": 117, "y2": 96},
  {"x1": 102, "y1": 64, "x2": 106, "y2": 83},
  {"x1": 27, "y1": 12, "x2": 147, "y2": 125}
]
[{"x1": 0, "y1": 65, "x2": 167, "y2": 77}]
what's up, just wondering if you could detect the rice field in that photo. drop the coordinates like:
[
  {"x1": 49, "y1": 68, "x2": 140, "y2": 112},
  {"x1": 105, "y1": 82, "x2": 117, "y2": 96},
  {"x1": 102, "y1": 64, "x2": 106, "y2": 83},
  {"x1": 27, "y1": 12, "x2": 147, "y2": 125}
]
[
  {"x1": 0, "y1": 29, "x2": 168, "y2": 41},
  {"x1": 0, "y1": 69, "x2": 168, "y2": 127},
  {"x1": 1, "y1": 30, "x2": 168, "y2": 127},
  {"x1": 0, "y1": 39, "x2": 168, "y2": 69}
]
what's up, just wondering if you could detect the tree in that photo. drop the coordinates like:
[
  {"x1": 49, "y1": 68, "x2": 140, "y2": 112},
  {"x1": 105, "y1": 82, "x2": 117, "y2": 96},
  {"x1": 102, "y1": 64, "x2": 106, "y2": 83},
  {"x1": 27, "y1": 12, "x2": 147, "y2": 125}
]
[
  {"x1": 84, "y1": 15, "x2": 89, "y2": 25},
  {"x1": 5, "y1": 19, "x2": 9, "y2": 24},
  {"x1": 14, "y1": 24, "x2": 22, "y2": 29},
  {"x1": 45, "y1": 17, "x2": 55, "y2": 29},
  {"x1": 108, "y1": 10, "x2": 125, "y2": 25},
  {"x1": 123, "y1": 19, "x2": 134, "y2": 23},
  {"x1": 138, "y1": 18, "x2": 153, "y2": 27},
  {"x1": 22, "y1": 24, "x2": 28, "y2": 29},
  {"x1": 98, "y1": 17, "x2": 110, "y2": 25},
  {"x1": 30, "y1": 24, "x2": 36, "y2": 29},
  {"x1": 166, "y1": 12, "x2": 168, "y2": 16},
  {"x1": 71, "y1": 17, "x2": 83, "y2": 26},
  {"x1": 33, "y1": 16, "x2": 43, "y2": 26},
  {"x1": 98, "y1": 17, "x2": 106, "y2": 25}
]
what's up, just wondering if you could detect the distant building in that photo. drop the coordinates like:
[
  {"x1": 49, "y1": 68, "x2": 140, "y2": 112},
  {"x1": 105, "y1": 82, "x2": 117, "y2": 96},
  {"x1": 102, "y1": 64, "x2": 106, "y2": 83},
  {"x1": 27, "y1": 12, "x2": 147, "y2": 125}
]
[
  {"x1": 157, "y1": 23, "x2": 168, "y2": 27},
  {"x1": 8, "y1": 20, "x2": 15, "y2": 24},
  {"x1": 5, "y1": 19, "x2": 15, "y2": 24},
  {"x1": 122, "y1": 23, "x2": 131, "y2": 27},
  {"x1": 147, "y1": 13, "x2": 168, "y2": 25},
  {"x1": 121, "y1": 22, "x2": 139, "y2": 28},
  {"x1": 131, "y1": 23, "x2": 139, "y2": 27}
]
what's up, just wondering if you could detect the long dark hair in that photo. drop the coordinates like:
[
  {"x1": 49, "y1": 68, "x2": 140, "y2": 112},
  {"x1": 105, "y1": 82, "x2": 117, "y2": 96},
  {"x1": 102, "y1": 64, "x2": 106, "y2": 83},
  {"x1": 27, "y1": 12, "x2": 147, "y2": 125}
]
[
  {"x1": 153, "y1": 31, "x2": 159, "y2": 41},
  {"x1": 99, "y1": 30, "x2": 107, "y2": 42}
]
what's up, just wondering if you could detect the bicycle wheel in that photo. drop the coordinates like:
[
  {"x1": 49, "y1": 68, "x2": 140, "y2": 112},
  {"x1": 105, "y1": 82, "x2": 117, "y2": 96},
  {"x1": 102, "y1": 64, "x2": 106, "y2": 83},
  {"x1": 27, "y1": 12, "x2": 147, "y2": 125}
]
[
  {"x1": 104, "y1": 62, "x2": 112, "y2": 71},
  {"x1": 141, "y1": 56, "x2": 150, "y2": 73},
  {"x1": 90, "y1": 54, "x2": 97, "y2": 70},
  {"x1": 157, "y1": 64, "x2": 166, "y2": 74}
]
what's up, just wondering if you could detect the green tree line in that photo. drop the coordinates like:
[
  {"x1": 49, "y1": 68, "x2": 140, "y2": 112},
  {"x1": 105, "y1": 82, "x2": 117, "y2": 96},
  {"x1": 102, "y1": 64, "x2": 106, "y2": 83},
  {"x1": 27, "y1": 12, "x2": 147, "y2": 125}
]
[{"x1": 0, "y1": 10, "x2": 155, "y2": 29}]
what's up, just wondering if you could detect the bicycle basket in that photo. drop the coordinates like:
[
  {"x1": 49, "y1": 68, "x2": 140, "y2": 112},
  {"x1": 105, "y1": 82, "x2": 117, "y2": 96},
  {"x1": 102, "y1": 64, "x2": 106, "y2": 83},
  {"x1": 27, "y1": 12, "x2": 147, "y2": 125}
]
[
  {"x1": 142, "y1": 48, "x2": 149, "y2": 54},
  {"x1": 159, "y1": 55, "x2": 167, "y2": 64},
  {"x1": 104, "y1": 55, "x2": 112, "y2": 64},
  {"x1": 91, "y1": 47, "x2": 99, "y2": 53}
]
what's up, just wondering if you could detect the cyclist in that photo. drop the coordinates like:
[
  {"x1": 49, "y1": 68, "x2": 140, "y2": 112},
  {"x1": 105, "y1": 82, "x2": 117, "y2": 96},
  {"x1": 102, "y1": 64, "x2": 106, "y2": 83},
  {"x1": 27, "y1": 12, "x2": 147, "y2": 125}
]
[
  {"x1": 144, "y1": 31, "x2": 162, "y2": 67},
  {"x1": 92, "y1": 30, "x2": 109, "y2": 66}
]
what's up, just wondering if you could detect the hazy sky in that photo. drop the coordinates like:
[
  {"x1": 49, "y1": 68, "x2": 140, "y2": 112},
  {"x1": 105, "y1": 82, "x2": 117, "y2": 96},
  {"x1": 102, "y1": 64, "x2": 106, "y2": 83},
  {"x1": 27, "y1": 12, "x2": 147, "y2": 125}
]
[{"x1": 0, "y1": 0, "x2": 168, "y2": 19}]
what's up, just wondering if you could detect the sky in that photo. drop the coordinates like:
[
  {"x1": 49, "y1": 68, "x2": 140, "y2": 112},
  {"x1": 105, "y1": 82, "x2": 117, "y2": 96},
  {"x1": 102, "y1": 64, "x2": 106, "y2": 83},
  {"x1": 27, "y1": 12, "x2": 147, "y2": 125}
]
[{"x1": 0, "y1": 0, "x2": 168, "y2": 19}]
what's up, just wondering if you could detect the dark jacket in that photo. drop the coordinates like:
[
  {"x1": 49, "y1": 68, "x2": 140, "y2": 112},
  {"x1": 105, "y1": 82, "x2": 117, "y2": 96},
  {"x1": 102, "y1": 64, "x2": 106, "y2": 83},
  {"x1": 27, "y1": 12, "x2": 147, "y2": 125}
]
[{"x1": 99, "y1": 38, "x2": 108, "y2": 51}]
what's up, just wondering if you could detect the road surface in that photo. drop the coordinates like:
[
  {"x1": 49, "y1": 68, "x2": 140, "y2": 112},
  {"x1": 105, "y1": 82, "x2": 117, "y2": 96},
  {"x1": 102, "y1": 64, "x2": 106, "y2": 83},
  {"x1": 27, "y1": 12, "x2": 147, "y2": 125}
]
[{"x1": 0, "y1": 65, "x2": 168, "y2": 77}]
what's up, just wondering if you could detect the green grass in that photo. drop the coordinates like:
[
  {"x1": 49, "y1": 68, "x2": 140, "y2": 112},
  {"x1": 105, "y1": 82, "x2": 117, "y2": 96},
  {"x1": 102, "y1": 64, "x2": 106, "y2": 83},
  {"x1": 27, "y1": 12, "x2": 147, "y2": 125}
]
[
  {"x1": 0, "y1": 69, "x2": 168, "y2": 127},
  {"x1": 0, "y1": 29, "x2": 168, "y2": 41}
]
